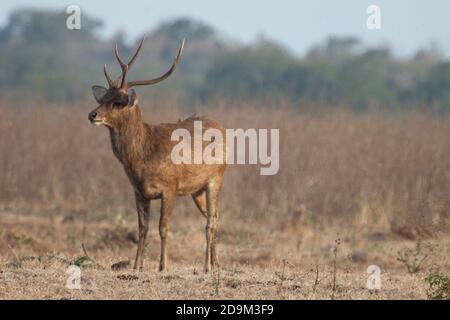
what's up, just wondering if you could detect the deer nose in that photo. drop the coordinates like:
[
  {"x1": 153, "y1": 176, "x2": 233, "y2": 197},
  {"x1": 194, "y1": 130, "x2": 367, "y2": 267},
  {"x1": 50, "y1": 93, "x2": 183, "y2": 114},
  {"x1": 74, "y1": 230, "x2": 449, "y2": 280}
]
[{"x1": 88, "y1": 111, "x2": 97, "y2": 122}]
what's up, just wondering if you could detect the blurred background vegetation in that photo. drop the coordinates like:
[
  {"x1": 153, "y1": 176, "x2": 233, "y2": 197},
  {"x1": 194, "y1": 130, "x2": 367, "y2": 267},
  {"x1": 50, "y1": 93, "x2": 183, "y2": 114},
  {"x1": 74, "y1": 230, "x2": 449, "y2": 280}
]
[{"x1": 0, "y1": 9, "x2": 449, "y2": 113}]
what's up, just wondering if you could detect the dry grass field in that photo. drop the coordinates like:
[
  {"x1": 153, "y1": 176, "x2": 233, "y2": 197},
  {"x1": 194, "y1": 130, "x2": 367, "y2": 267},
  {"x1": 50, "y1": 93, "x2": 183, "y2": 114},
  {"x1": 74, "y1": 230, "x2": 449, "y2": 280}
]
[{"x1": 0, "y1": 99, "x2": 449, "y2": 299}]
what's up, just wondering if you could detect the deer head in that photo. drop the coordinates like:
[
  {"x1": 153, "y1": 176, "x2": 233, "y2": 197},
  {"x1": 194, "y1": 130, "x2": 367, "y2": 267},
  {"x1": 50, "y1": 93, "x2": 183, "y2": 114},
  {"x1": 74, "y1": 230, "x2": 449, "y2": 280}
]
[{"x1": 88, "y1": 37, "x2": 185, "y2": 128}]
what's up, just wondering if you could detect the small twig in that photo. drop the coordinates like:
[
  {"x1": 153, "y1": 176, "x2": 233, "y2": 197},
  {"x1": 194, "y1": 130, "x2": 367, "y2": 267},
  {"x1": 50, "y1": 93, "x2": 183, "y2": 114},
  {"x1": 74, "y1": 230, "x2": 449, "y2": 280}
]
[
  {"x1": 81, "y1": 243, "x2": 89, "y2": 257},
  {"x1": 81, "y1": 242, "x2": 105, "y2": 269},
  {"x1": 7, "y1": 244, "x2": 21, "y2": 267},
  {"x1": 276, "y1": 259, "x2": 288, "y2": 296},
  {"x1": 214, "y1": 264, "x2": 221, "y2": 297},
  {"x1": 311, "y1": 264, "x2": 320, "y2": 297},
  {"x1": 331, "y1": 237, "x2": 341, "y2": 299}
]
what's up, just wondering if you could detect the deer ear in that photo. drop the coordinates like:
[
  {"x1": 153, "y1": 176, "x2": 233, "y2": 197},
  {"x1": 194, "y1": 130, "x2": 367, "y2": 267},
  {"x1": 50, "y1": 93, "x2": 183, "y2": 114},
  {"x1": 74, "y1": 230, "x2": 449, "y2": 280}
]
[
  {"x1": 92, "y1": 85, "x2": 108, "y2": 103},
  {"x1": 128, "y1": 89, "x2": 138, "y2": 107}
]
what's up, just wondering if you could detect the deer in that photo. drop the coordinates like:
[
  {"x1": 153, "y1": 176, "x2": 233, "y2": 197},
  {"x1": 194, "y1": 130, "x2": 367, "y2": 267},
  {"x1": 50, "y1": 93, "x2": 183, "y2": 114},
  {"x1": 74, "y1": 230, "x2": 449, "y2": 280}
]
[{"x1": 88, "y1": 38, "x2": 226, "y2": 273}]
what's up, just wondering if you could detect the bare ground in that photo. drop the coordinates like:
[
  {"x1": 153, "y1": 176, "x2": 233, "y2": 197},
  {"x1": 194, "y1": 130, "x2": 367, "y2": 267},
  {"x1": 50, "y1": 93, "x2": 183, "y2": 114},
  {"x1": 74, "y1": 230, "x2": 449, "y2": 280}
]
[
  {"x1": 0, "y1": 211, "x2": 448, "y2": 300},
  {"x1": 0, "y1": 260, "x2": 434, "y2": 300}
]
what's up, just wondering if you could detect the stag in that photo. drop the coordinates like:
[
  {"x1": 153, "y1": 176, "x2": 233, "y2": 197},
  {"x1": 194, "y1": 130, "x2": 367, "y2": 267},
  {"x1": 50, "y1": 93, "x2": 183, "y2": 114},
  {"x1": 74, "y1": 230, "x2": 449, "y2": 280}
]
[{"x1": 88, "y1": 38, "x2": 226, "y2": 273}]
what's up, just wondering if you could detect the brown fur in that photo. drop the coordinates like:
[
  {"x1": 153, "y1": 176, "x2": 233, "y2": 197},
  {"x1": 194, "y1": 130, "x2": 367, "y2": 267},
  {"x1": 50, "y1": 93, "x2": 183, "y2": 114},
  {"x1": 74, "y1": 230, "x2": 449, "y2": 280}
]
[{"x1": 88, "y1": 40, "x2": 226, "y2": 273}]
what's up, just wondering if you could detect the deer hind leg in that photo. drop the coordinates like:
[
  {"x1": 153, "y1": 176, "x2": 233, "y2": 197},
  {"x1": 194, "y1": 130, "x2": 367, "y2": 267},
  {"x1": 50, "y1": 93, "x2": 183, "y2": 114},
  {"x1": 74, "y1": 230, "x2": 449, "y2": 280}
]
[
  {"x1": 134, "y1": 193, "x2": 150, "y2": 271},
  {"x1": 204, "y1": 181, "x2": 221, "y2": 273},
  {"x1": 159, "y1": 192, "x2": 175, "y2": 272},
  {"x1": 192, "y1": 189, "x2": 207, "y2": 218},
  {"x1": 193, "y1": 189, "x2": 218, "y2": 268}
]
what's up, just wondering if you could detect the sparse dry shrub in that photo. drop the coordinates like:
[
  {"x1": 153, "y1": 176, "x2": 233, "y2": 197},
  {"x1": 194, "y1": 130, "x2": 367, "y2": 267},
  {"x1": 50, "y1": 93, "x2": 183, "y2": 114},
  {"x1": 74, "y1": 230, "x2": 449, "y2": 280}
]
[
  {"x1": 0, "y1": 98, "x2": 449, "y2": 234},
  {"x1": 425, "y1": 272, "x2": 450, "y2": 300},
  {"x1": 397, "y1": 239, "x2": 434, "y2": 273}
]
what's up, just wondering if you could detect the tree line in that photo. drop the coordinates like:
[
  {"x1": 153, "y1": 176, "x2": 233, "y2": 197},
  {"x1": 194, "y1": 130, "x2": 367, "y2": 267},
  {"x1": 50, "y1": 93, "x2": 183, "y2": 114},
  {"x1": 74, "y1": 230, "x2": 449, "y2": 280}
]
[{"x1": 0, "y1": 9, "x2": 448, "y2": 113}]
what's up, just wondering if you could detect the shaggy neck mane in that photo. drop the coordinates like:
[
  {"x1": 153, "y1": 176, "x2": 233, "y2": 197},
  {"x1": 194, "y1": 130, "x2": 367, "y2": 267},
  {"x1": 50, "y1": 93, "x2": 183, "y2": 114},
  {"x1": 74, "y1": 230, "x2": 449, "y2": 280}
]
[{"x1": 108, "y1": 105, "x2": 149, "y2": 165}]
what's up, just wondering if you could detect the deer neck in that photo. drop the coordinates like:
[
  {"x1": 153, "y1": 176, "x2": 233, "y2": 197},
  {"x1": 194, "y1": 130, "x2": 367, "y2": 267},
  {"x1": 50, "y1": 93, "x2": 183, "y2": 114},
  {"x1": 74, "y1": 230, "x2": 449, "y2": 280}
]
[{"x1": 108, "y1": 106, "x2": 147, "y2": 166}]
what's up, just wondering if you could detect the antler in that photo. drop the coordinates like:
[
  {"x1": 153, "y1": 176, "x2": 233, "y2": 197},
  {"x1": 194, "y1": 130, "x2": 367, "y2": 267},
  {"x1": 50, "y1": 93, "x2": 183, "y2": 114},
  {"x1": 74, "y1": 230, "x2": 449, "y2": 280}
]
[
  {"x1": 102, "y1": 37, "x2": 185, "y2": 90},
  {"x1": 114, "y1": 38, "x2": 145, "y2": 88},
  {"x1": 103, "y1": 64, "x2": 115, "y2": 87},
  {"x1": 127, "y1": 39, "x2": 185, "y2": 88}
]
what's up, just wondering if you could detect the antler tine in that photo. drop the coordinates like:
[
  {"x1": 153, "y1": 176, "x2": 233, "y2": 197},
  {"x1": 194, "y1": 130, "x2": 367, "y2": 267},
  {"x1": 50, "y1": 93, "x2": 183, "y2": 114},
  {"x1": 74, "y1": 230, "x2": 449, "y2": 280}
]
[
  {"x1": 175, "y1": 38, "x2": 185, "y2": 63},
  {"x1": 103, "y1": 64, "x2": 115, "y2": 87},
  {"x1": 113, "y1": 38, "x2": 146, "y2": 89},
  {"x1": 127, "y1": 37, "x2": 145, "y2": 69},
  {"x1": 114, "y1": 43, "x2": 128, "y2": 88},
  {"x1": 127, "y1": 38, "x2": 185, "y2": 88}
]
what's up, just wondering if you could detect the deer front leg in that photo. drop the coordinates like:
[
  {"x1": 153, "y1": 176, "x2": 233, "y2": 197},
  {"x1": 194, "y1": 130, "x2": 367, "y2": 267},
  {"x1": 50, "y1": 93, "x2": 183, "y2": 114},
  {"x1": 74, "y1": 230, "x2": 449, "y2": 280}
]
[
  {"x1": 134, "y1": 193, "x2": 150, "y2": 271},
  {"x1": 159, "y1": 192, "x2": 175, "y2": 272},
  {"x1": 211, "y1": 211, "x2": 219, "y2": 268},
  {"x1": 205, "y1": 182, "x2": 219, "y2": 273}
]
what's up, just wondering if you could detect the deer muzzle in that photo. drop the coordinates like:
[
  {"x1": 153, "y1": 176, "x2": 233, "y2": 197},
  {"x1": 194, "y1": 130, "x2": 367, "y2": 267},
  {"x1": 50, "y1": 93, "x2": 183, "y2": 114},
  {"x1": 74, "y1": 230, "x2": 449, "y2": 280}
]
[{"x1": 88, "y1": 111, "x2": 102, "y2": 125}]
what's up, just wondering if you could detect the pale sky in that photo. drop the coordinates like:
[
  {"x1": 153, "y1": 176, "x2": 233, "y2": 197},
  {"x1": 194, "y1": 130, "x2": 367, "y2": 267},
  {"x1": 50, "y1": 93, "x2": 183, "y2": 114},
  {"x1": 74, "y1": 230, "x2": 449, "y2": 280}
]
[{"x1": 1, "y1": 0, "x2": 449, "y2": 58}]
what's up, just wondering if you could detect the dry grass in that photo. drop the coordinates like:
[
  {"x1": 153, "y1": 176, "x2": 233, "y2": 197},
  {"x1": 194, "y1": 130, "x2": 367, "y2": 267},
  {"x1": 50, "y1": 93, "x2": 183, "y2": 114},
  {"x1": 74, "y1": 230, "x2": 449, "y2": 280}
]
[
  {"x1": 0, "y1": 211, "x2": 448, "y2": 299},
  {"x1": 0, "y1": 260, "x2": 438, "y2": 300},
  {"x1": 0, "y1": 98, "x2": 449, "y2": 299}
]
